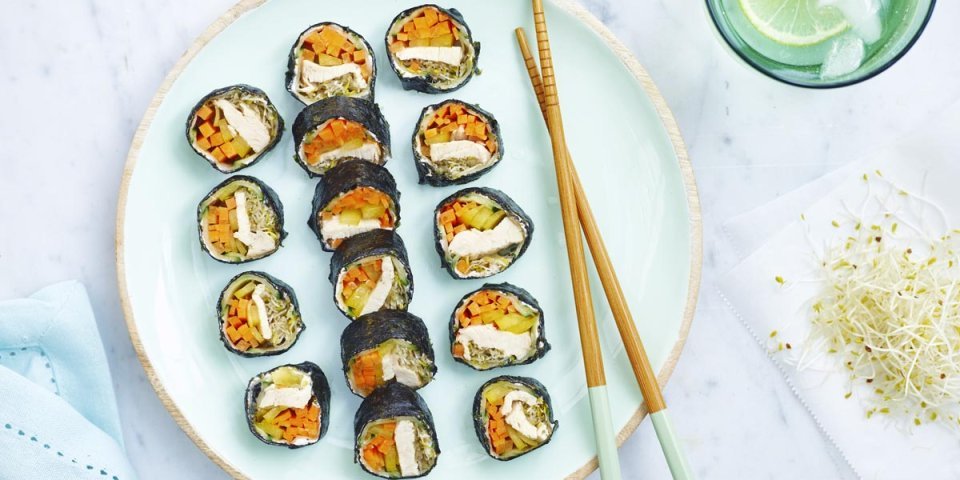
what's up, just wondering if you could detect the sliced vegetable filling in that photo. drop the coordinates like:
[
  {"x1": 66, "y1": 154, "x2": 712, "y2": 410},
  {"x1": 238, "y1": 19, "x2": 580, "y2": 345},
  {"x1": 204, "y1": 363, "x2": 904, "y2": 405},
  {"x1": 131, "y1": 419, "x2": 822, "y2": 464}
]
[
  {"x1": 438, "y1": 194, "x2": 526, "y2": 277},
  {"x1": 453, "y1": 289, "x2": 539, "y2": 369},
  {"x1": 418, "y1": 101, "x2": 498, "y2": 179},
  {"x1": 292, "y1": 24, "x2": 373, "y2": 103},
  {"x1": 301, "y1": 118, "x2": 382, "y2": 171},
  {"x1": 252, "y1": 366, "x2": 322, "y2": 446},
  {"x1": 221, "y1": 274, "x2": 301, "y2": 355},
  {"x1": 189, "y1": 88, "x2": 280, "y2": 170},
  {"x1": 359, "y1": 418, "x2": 437, "y2": 478},
  {"x1": 480, "y1": 381, "x2": 555, "y2": 459},
  {"x1": 320, "y1": 187, "x2": 396, "y2": 249},
  {"x1": 200, "y1": 179, "x2": 282, "y2": 262},
  {"x1": 387, "y1": 6, "x2": 476, "y2": 89},
  {"x1": 338, "y1": 256, "x2": 409, "y2": 319},
  {"x1": 349, "y1": 339, "x2": 434, "y2": 397}
]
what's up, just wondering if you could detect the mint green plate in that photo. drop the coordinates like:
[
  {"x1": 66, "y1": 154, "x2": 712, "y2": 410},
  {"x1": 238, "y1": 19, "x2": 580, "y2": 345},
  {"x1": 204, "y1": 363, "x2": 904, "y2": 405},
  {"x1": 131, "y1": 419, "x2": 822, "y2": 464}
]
[{"x1": 117, "y1": 0, "x2": 700, "y2": 478}]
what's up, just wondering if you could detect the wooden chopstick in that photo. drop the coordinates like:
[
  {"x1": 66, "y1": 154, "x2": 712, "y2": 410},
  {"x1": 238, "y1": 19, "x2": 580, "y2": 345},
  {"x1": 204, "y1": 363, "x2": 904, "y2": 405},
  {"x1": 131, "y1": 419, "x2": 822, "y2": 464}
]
[
  {"x1": 529, "y1": 1, "x2": 622, "y2": 478},
  {"x1": 519, "y1": 5, "x2": 694, "y2": 479},
  {"x1": 514, "y1": 27, "x2": 666, "y2": 414}
]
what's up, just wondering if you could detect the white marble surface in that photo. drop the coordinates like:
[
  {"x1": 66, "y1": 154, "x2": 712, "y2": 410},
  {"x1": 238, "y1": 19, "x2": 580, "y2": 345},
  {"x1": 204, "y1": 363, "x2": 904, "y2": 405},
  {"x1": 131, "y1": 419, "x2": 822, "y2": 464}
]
[{"x1": 1, "y1": 0, "x2": 958, "y2": 478}]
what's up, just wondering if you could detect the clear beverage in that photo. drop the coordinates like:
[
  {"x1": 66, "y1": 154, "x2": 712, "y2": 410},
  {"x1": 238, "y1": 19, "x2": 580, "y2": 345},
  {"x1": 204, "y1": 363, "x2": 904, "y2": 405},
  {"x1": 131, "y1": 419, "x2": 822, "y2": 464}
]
[{"x1": 706, "y1": 0, "x2": 934, "y2": 87}]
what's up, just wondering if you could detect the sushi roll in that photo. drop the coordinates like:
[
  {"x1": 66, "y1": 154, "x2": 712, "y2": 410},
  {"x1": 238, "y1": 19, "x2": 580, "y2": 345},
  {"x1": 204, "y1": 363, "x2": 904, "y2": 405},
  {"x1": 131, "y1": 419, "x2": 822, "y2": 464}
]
[
  {"x1": 341, "y1": 310, "x2": 437, "y2": 397},
  {"x1": 434, "y1": 188, "x2": 533, "y2": 279},
  {"x1": 385, "y1": 5, "x2": 480, "y2": 93},
  {"x1": 354, "y1": 382, "x2": 440, "y2": 478},
  {"x1": 244, "y1": 362, "x2": 331, "y2": 448},
  {"x1": 286, "y1": 22, "x2": 376, "y2": 105},
  {"x1": 186, "y1": 85, "x2": 283, "y2": 173},
  {"x1": 412, "y1": 99, "x2": 503, "y2": 186},
  {"x1": 330, "y1": 230, "x2": 414, "y2": 320},
  {"x1": 197, "y1": 176, "x2": 285, "y2": 263},
  {"x1": 450, "y1": 283, "x2": 549, "y2": 370},
  {"x1": 308, "y1": 160, "x2": 400, "y2": 251},
  {"x1": 218, "y1": 271, "x2": 304, "y2": 357},
  {"x1": 473, "y1": 376, "x2": 558, "y2": 460},
  {"x1": 293, "y1": 96, "x2": 391, "y2": 177}
]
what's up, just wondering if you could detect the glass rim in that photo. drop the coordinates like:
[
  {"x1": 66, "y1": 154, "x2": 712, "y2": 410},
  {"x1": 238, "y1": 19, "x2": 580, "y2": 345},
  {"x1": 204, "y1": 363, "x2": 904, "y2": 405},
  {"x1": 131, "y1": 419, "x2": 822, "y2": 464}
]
[{"x1": 705, "y1": 0, "x2": 937, "y2": 89}]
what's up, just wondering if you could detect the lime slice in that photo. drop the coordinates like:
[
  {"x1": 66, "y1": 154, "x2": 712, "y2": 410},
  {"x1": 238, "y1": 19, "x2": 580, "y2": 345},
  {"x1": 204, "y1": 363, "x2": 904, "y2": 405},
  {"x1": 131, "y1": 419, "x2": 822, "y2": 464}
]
[{"x1": 739, "y1": 0, "x2": 850, "y2": 46}]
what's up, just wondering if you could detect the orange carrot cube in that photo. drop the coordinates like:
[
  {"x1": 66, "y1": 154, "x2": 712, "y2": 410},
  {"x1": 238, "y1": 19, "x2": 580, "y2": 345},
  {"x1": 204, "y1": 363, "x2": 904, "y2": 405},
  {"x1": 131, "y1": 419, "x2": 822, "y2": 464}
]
[
  {"x1": 197, "y1": 122, "x2": 215, "y2": 138},
  {"x1": 196, "y1": 104, "x2": 214, "y2": 121}
]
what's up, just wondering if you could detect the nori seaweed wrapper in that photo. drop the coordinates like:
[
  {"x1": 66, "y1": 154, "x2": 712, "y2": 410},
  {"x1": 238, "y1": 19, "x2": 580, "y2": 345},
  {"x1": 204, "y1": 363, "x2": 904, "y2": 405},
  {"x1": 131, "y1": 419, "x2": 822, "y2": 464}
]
[
  {"x1": 196, "y1": 175, "x2": 287, "y2": 264},
  {"x1": 354, "y1": 382, "x2": 440, "y2": 477},
  {"x1": 308, "y1": 160, "x2": 401, "y2": 251},
  {"x1": 433, "y1": 187, "x2": 534, "y2": 279},
  {"x1": 341, "y1": 310, "x2": 437, "y2": 396},
  {"x1": 329, "y1": 230, "x2": 414, "y2": 318},
  {"x1": 217, "y1": 271, "x2": 304, "y2": 357},
  {"x1": 449, "y1": 282, "x2": 550, "y2": 370},
  {"x1": 292, "y1": 96, "x2": 391, "y2": 177},
  {"x1": 185, "y1": 84, "x2": 284, "y2": 173},
  {"x1": 384, "y1": 5, "x2": 480, "y2": 94},
  {"x1": 285, "y1": 22, "x2": 377, "y2": 105},
  {"x1": 411, "y1": 99, "x2": 503, "y2": 186},
  {"x1": 244, "y1": 361, "x2": 331, "y2": 448},
  {"x1": 472, "y1": 375, "x2": 558, "y2": 460}
]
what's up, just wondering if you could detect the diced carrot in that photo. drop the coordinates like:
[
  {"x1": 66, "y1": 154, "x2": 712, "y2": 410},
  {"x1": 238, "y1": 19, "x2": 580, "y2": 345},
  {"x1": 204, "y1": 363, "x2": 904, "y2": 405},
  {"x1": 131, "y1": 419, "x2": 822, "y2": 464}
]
[
  {"x1": 237, "y1": 323, "x2": 253, "y2": 341},
  {"x1": 196, "y1": 137, "x2": 211, "y2": 151},
  {"x1": 225, "y1": 326, "x2": 241, "y2": 343},
  {"x1": 432, "y1": 21, "x2": 451, "y2": 36},
  {"x1": 235, "y1": 339, "x2": 250, "y2": 351},
  {"x1": 439, "y1": 209, "x2": 456, "y2": 224},
  {"x1": 456, "y1": 258, "x2": 469, "y2": 273},
  {"x1": 228, "y1": 316, "x2": 243, "y2": 329},
  {"x1": 453, "y1": 343, "x2": 465, "y2": 357},
  {"x1": 302, "y1": 49, "x2": 316, "y2": 62},
  {"x1": 353, "y1": 50, "x2": 366, "y2": 62},
  {"x1": 197, "y1": 121, "x2": 215, "y2": 138},
  {"x1": 196, "y1": 104, "x2": 214, "y2": 121},
  {"x1": 209, "y1": 132, "x2": 225, "y2": 147},
  {"x1": 210, "y1": 146, "x2": 224, "y2": 162}
]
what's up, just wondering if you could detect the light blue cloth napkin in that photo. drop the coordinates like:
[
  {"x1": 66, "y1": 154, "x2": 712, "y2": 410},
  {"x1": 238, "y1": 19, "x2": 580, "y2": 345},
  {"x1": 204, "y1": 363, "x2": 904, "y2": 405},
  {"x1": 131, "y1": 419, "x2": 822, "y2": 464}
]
[{"x1": 0, "y1": 281, "x2": 137, "y2": 480}]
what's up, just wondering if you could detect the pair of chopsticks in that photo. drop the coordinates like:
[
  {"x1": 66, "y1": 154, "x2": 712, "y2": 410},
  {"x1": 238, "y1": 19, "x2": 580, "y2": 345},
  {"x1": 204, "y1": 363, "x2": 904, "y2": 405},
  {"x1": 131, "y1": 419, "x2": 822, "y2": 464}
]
[{"x1": 519, "y1": 1, "x2": 693, "y2": 479}]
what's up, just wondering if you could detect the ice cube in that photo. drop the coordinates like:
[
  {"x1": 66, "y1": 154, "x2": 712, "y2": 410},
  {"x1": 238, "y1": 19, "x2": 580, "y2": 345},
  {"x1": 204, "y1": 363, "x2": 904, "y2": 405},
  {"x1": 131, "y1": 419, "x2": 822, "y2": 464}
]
[
  {"x1": 820, "y1": 33, "x2": 866, "y2": 79},
  {"x1": 819, "y1": 0, "x2": 884, "y2": 44}
]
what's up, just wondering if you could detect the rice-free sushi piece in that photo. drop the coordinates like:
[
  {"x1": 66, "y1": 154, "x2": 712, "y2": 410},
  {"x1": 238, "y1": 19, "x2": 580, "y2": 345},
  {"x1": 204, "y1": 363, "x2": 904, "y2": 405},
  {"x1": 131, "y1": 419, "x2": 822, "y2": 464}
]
[
  {"x1": 244, "y1": 362, "x2": 331, "y2": 448},
  {"x1": 354, "y1": 382, "x2": 440, "y2": 478},
  {"x1": 186, "y1": 85, "x2": 284, "y2": 173},
  {"x1": 292, "y1": 96, "x2": 391, "y2": 177},
  {"x1": 412, "y1": 99, "x2": 503, "y2": 186},
  {"x1": 197, "y1": 176, "x2": 286, "y2": 263},
  {"x1": 385, "y1": 5, "x2": 480, "y2": 93},
  {"x1": 286, "y1": 22, "x2": 377, "y2": 105},
  {"x1": 341, "y1": 310, "x2": 436, "y2": 397},
  {"x1": 330, "y1": 230, "x2": 414, "y2": 320},
  {"x1": 450, "y1": 283, "x2": 549, "y2": 370},
  {"x1": 308, "y1": 160, "x2": 400, "y2": 251},
  {"x1": 473, "y1": 376, "x2": 558, "y2": 460},
  {"x1": 433, "y1": 188, "x2": 533, "y2": 279},
  {"x1": 218, "y1": 271, "x2": 304, "y2": 357}
]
